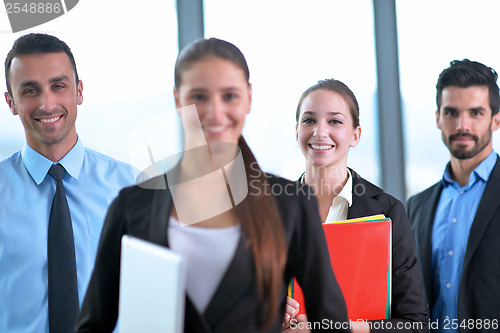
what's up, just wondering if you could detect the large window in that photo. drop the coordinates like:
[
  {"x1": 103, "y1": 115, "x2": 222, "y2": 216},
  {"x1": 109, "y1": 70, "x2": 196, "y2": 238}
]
[
  {"x1": 398, "y1": 0, "x2": 500, "y2": 197},
  {"x1": 0, "y1": 0, "x2": 179, "y2": 168},
  {"x1": 204, "y1": 0, "x2": 380, "y2": 184},
  {"x1": 8, "y1": 1, "x2": 497, "y2": 196}
]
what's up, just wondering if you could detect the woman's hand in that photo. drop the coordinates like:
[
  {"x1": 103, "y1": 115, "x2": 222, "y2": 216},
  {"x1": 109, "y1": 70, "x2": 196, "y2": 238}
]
[
  {"x1": 350, "y1": 320, "x2": 371, "y2": 333},
  {"x1": 283, "y1": 296, "x2": 300, "y2": 329},
  {"x1": 282, "y1": 297, "x2": 311, "y2": 332},
  {"x1": 283, "y1": 313, "x2": 310, "y2": 332}
]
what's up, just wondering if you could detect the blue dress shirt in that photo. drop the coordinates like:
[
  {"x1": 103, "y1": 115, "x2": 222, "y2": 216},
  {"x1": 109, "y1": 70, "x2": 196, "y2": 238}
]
[
  {"x1": 431, "y1": 150, "x2": 497, "y2": 332},
  {"x1": 0, "y1": 139, "x2": 136, "y2": 333}
]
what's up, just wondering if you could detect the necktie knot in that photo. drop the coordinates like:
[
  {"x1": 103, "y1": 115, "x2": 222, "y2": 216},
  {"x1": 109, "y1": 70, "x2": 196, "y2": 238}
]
[{"x1": 49, "y1": 163, "x2": 66, "y2": 181}]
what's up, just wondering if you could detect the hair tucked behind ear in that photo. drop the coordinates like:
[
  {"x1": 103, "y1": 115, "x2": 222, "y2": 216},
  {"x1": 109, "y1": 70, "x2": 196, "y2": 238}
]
[
  {"x1": 236, "y1": 136, "x2": 287, "y2": 329},
  {"x1": 175, "y1": 37, "x2": 287, "y2": 329}
]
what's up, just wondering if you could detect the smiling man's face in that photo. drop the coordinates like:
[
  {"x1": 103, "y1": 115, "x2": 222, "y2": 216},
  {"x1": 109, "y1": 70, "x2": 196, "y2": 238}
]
[{"x1": 5, "y1": 52, "x2": 82, "y2": 159}]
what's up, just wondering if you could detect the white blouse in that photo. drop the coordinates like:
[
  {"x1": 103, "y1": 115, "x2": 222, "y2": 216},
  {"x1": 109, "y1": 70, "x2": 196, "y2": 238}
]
[
  {"x1": 301, "y1": 169, "x2": 353, "y2": 223},
  {"x1": 325, "y1": 169, "x2": 353, "y2": 223},
  {"x1": 168, "y1": 217, "x2": 241, "y2": 313}
]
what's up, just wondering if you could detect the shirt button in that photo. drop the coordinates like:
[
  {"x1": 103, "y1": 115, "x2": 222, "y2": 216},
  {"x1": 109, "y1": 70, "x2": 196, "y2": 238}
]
[
  {"x1": 446, "y1": 283, "x2": 451, "y2": 288},
  {"x1": 449, "y1": 250, "x2": 454, "y2": 256},
  {"x1": 459, "y1": 190, "x2": 464, "y2": 194},
  {"x1": 452, "y1": 218, "x2": 457, "y2": 223},
  {"x1": 445, "y1": 315, "x2": 450, "y2": 320}
]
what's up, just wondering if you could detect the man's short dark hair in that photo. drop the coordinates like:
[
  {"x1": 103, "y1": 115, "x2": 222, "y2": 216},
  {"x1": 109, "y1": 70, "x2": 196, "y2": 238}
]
[
  {"x1": 4, "y1": 33, "x2": 79, "y2": 96},
  {"x1": 436, "y1": 59, "x2": 500, "y2": 116}
]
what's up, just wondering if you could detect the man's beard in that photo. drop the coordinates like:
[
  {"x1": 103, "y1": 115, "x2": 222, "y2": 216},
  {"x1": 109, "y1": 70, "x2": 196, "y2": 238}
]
[{"x1": 443, "y1": 128, "x2": 492, "y2": 160}]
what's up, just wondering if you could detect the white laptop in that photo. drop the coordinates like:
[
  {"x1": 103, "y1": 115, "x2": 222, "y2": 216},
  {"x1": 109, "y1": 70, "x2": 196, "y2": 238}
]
[{"x1": 118, "y1": 235, "x2": 186, "y2": 333}]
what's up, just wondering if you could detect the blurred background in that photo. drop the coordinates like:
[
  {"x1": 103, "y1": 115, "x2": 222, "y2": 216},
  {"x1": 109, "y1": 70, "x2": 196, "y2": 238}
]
[{"x1": 1, "y1": 0, "x2": 500, "y2": 200}]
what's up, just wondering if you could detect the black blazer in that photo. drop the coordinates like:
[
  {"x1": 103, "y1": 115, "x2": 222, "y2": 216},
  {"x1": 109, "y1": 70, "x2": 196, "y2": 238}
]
[
  {"x1": 348, "y1": 170, "x2": 427, "y2": 333},
  {"x1": 407, "y1": 157, "x2": 500, "y2": 331},
  {"x1": 75, "y1": 174, "x2": 349, "y2": 333}
]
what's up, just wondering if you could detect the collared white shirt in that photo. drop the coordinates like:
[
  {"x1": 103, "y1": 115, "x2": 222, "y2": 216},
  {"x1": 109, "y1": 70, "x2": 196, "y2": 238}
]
[
  {"x1": 325, "y1": 169, "x2": 353, "y2": 223},
  {"x1": 301, "y1": 169, "x2": 353, "y2": 223}
]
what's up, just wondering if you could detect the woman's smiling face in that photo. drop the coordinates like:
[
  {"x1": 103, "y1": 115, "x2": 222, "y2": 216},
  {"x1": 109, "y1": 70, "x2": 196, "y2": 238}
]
[
  {"x1": 296, "y1": 89, "x2": 360, "y2": 168},
  {"x1": 174, "y1": 56, "x2": 251, "y2": 147}
]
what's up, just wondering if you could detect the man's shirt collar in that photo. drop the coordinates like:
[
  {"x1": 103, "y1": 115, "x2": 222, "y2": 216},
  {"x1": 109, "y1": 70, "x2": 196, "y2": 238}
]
[
  {"x1": 442, "y1": 150, "x2": 497, "y2": 189},
  {"x1": 22, "y1": 138, "x2": 85, "y2": 185}
]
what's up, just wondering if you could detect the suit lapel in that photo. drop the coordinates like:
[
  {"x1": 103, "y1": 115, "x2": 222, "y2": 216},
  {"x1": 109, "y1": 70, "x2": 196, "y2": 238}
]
[
  {"x1": 184, "y1": 297, "x2": 213, "y2": 333},
  {"x1": 146, "y1": 173, "x2": 255, "y2": 332},
  {"x1": 181, "y1": 234, "x2": 253, "y2": 333},
  {"x1": 148, "y1": 174, "x2": 171, "y2": 247},
  {"x1": 146, "y1": 174, "x2": 214, "y2": 333},
  {"x1": 464, "y1": 158, "x2": 500, "y2": 269},
  {"x1": 347, "y1": 170, "x2": 382, "y2": 219},
  {"x1": 203, "y1": 232, "x2": 254, "y2": 329}
]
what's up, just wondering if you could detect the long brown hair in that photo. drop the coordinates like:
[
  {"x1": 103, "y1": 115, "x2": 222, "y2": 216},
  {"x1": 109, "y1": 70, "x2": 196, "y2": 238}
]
[{"x1": 175, "y1": 38, "x2": 287, "y2": 329}]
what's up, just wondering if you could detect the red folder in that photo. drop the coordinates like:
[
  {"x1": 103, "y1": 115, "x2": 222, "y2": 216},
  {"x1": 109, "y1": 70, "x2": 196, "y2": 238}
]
[{"x1": 289, "y1": 217, "x2": 392, "y2": 321}]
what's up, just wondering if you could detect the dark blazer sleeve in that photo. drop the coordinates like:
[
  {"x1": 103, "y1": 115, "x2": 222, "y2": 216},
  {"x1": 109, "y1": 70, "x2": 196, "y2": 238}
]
[
  {"x1": 75, "y1": 182, "x2": 165, "y2": 333},
  {"x1": 406, "y1": 182, "x2": 442, "y2": 316},
  {"x1": 74, "y1": 193, "x2": 126, "y2": 332},
  {"x1": 286, "y1": 182, "x2": 349, "y2": 332}
]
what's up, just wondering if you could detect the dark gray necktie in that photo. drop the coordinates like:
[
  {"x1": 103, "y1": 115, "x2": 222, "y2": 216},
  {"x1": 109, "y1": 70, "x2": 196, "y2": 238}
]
[{"x1": 47, "y1": 163, "x2": 79, "y2": 333}]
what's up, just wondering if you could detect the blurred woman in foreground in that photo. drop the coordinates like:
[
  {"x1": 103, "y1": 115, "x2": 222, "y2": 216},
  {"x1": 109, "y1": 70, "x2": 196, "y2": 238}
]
[{"x1": 75, "y1": 40, "x2": 349, "y2": 333}]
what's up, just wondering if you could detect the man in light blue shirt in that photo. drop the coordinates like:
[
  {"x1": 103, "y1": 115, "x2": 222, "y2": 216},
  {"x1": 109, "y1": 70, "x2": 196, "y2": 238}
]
[
  {"x1": 407, "y1": 60, "x2": 500, "y2": 333},
  {"x1": 0, "y1": 34, "x2": 135, "y2": 332}
]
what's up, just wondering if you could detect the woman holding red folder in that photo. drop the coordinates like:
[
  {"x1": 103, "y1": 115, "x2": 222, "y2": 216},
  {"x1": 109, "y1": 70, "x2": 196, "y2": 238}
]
[
  {"x1": 75, "y1": 40, "x2": 349, "y2": 333},
  {"x1": 285, "y1": 79, "x2": 427, "y2": 333}
]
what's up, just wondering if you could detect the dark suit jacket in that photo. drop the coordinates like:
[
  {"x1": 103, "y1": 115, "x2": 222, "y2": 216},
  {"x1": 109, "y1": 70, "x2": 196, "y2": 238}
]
[
  {"x1": 75, "y1": 174, "x2": 349, "y2": 333},
  {"x1": 407, "y1": 157, "x2": 500, "y2": 332},
  {"x1": 346, "y1": 170, "x2": 427, "y2": 333}
]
